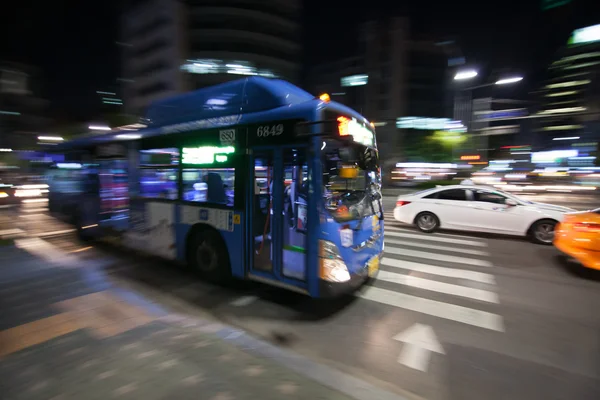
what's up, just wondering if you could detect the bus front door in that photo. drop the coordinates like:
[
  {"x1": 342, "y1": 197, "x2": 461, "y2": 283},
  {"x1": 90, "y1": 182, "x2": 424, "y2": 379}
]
[{"x1": 249, "y1": 148, "x2": 308, "y2": 289}]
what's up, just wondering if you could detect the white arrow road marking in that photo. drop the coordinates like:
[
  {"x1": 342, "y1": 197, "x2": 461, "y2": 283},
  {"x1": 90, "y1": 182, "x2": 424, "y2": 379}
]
[{"x1": 393, "y1": 324, "x2": 444, "y2": 372}]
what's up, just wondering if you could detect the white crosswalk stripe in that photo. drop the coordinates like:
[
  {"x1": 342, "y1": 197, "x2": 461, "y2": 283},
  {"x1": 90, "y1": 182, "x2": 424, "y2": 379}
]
[
  {"x1": 356, "y1": 214, "x2": 504, "y2": 331},
  {"x1": 385, "y1": 238, "x2": 490, "y2": 256},
  {"x1": 358, "y1": 286, "x2": 504, "y2": 331},
  {"x1": 376, "y1": 270, "x2": 498, "y2": 303},
  {"x1": 384, "y1": 229, "x2": 487, "y2": 247},
  {"x1": 381, "y1": 258, "x2": 495, "y2": 284},
  {"x1": 384, "y1": 246, "x2": 492, "y2": 267},
  {"x1": 384, "y1": 223, "x2": 475, "y2": 239}
]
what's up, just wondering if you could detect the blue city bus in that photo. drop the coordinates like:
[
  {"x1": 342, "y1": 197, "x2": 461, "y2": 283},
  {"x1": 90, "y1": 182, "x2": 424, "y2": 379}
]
[{"x1": 49, "y1": 77, "x2": 384, "y2": 297}]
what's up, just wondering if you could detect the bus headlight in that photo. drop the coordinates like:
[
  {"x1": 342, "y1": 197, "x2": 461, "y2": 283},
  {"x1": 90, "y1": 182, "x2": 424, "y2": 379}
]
[{"x1": 319, "y1": 240, "x2": 351, "y2": 282}]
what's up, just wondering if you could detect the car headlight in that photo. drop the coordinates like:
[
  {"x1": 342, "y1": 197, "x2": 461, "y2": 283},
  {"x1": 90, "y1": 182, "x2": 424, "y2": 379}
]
[
  {"x1": 0, "y1": 192, "x2": 7, "y2": 198},
  {"x1": 319, "y1": 240, "x2": 351, "y2": 282}
]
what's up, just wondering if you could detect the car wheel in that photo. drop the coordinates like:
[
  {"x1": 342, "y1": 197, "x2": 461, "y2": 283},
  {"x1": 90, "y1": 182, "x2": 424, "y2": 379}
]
[
  {"x1": 530, "y1": 219, "x2": 557, "y2": 245},
  {"x1": 187, "y1": 228, "x2": 231, "y2": 282},
  {"x1": 415, "y1": 212, "x2": 439, "y2": 233}
]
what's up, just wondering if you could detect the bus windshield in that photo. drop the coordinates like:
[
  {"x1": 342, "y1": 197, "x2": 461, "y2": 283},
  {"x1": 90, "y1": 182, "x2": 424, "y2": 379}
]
[{"x1": 322, "y1": 139, "x2": 381, "y2": 222}]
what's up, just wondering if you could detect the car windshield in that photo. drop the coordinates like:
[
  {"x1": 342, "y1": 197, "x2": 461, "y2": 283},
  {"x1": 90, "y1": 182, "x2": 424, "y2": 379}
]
[{"x1": 321, "y1": 139, "x2": 381, "y2": 222}]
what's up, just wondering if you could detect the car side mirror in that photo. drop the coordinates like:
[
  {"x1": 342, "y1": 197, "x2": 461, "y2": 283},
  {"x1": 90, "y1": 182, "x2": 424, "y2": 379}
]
[{"x1": 505, "y1": 199, "x2": 518, "y2": 207}]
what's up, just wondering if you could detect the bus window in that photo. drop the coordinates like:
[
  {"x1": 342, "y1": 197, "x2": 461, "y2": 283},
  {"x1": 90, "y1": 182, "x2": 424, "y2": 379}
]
[
  {"x1": 139, "y1": 168, "x2": 178, "y2": 200},
  {"x1": 282, "y1": 148, "x2": 308, "y2": 280},
  {"x1": 322, "y1": 140, "x2": 379, "y2": 222},
  {"x1": 182, "y1": 168, "x2": 235, "y2": 206},
  {"x1": 98, "y1": 159, "x2": 129, "y2": 221},
  {"x1": 253, "y1": 151, "x2": 274, "y2": 273},
  {"x1": 138, "y1": 148, "x2": 179, "y2": 200}
]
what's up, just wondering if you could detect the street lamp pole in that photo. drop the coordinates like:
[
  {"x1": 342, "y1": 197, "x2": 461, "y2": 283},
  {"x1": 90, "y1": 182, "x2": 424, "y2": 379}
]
[{"x1": 452, "y1": 71, "x2": 523, "y2": 162}]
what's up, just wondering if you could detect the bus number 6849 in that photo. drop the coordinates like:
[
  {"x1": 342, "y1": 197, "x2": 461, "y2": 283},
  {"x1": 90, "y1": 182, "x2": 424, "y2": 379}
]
[{"x1": 257, "y1": 124, "x2": 284, "y2": 137}]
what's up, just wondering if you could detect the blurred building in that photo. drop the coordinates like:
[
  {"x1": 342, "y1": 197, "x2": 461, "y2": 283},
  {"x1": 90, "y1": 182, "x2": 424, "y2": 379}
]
[
  {"x1": 96, "y1": 88, "x2": 123, "y2": 114},
  {"x1": 120, "y1": 0, "x2": 301, "y2": 115},
  {"x1": 307, "y1": 17, "x2": 458, "y2": 164},
  {"x1": 470, "y1": 97, "x2": 532, "y2": 162},
  {"x1": 0, "y1": 62, "x2": 50, "y2": 151},
  {"x1": 535, "y1": 23, "x2": 600, "y2": 152}
]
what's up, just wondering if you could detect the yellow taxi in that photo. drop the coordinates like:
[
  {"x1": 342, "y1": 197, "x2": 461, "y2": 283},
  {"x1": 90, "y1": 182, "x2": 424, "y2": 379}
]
[{"x1": 554, "y1": 209, "x2": 600, "y2": 270}]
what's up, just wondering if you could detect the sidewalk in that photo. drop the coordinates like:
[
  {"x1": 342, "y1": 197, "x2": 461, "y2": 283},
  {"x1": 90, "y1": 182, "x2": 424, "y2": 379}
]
[{"x1": 0, "y1": 238, "x2": 404, "y2": 400}]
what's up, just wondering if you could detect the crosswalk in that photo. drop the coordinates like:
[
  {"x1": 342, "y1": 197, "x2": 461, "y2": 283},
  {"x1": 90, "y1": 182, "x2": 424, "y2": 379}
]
[{"x1": 357, "y1": 211, "x2": 504, "y2": 332}]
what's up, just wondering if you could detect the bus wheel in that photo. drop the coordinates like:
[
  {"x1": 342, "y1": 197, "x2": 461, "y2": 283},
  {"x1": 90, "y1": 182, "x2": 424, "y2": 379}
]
[{"x1": 187, "y1": 229, "x2": 231, "y2": 282}]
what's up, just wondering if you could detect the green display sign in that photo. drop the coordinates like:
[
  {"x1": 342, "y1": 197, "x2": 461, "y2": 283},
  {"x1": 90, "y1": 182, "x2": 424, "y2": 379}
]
[{"x1": 182, "y1": 146, "x2": 235, "y2": 164}]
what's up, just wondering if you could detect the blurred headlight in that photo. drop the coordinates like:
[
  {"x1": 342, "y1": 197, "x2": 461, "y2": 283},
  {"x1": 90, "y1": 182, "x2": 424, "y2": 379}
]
[
  {"x1": 0, "y1": 192, "x2": 7, "y2": 198},
  {"x1": 319, "y1": 240, "x2": 351, "y2": 282}
]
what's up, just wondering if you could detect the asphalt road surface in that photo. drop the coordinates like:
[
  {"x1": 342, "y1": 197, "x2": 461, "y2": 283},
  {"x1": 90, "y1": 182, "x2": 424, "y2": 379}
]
[{"x1": 5, "y1": 194, "x2": 600, "y2": 400}]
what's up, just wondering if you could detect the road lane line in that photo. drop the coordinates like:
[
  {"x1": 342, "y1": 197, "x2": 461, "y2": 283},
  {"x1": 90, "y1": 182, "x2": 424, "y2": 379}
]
[
  {"x1": 376, "y1": 270, "x2": 499, "y2": 303},
  {"x1": 385, "y1": 239, "x2": 489, "y2": 256},
  {"x1": 22, "y1": 207, "x2": 47, "y2": 213},
  {"x1": 0, "y1": 228, "x2": 25, "y2": 236},
  {"x1": 358, "y1": 286, "x2": 504, "y2": 331},
  {"x1": 230, "y1": 296, "x2": 258, "y2": 307},
  {"x1": 381, "y1": 258, "x2": 496, "y2": 284},
  {"x1": 19, "y1": 214, "x2": 45, "y2": 219},
  {"x1": 35, "y1": 229, "x2": 76, "y2": 237},
  {"x1": 385, "y1": 230, "x2": 487, "y2": 247},
  {"x1": 15, "y1": 237, "x2": 72, "y2": 264},
  {"x1": 384, "y1": 246, "x2": 493, "y2": 267}
]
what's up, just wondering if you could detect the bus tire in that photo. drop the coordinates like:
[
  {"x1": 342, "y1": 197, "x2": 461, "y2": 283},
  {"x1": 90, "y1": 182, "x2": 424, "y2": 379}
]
[{"x1": 187, "y1": 227, "x2": 231, "y2": 282}]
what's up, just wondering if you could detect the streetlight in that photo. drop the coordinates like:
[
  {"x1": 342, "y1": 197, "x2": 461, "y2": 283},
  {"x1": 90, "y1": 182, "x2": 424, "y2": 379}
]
[
  {"x1": 453, "y1": 74, "x2": 524, "y2": 163},
  {"x1": 89, "y1": 124, "x2": 111, "y2": 131},
  {"x1": 454, "y1": 70, "x2": 478, "y2": 80},
  {"x1": 495, "y1": 76, "x2": 524, "y2": 85}
]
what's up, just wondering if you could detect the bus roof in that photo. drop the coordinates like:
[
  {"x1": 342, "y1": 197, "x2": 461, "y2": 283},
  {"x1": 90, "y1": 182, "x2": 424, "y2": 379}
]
[{"x1": 58, "y1": 77, "x2": 371, "y2": 149}]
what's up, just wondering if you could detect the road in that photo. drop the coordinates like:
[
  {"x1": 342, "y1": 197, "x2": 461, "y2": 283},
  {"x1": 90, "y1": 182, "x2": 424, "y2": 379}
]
[{"x1": 4, "y1": 193, "x2": 600, "y2": 400}]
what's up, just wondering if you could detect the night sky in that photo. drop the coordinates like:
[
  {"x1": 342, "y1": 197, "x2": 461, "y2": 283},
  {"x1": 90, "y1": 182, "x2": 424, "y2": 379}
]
[{"x1": 0, "y1": 0, "x2": 598, "y2": 125}]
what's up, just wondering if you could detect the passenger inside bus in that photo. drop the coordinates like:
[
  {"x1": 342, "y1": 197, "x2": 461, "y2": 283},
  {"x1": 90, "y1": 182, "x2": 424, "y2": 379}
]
[{"x1": 205, "y1": 172, "x2": 226, "y2": 204}]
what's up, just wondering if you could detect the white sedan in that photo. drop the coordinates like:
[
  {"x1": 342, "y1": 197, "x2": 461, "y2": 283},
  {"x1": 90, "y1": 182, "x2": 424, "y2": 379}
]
[{"x1": 393, "y1": 185, "x2": 575, "y2": 244}]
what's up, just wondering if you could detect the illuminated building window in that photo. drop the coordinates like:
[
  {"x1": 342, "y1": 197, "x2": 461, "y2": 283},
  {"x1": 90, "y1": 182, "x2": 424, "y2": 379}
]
[
  {"x1": 544, "y1": 91, "x2": 578, "y2": 97},
  {"x1": 558, "y1": 52, "x2": 600, "y2": 63},
  {"x1": 181, "y1": 59, "x2": 277, "y2": 78},
  {"x1": 538, "y1": 106, "x2": 586, "y2": 115},
  {"x1": 542, "y1": 125, "x2": 583, "y2": 131},
  {"x1": 569, "y1": 24, "x2": 600, "y2": 46},
  {"x1": 340, "y1": 74, "x2": 368, "y2": 87},
  {"x1": 564, "y1": 61, "x2": 600, "y2": 70},
  {"x1": 545, "y1": 80, "x2": 590, "y2": 89}
]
